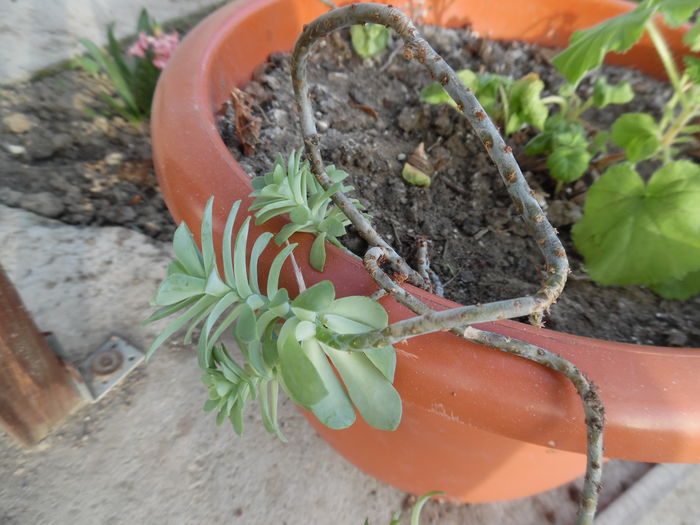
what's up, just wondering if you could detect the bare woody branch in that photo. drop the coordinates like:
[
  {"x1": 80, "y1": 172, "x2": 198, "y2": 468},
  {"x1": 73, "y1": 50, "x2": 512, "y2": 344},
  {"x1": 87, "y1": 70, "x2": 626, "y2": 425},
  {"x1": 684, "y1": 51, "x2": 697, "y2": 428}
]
[
  {"x1": 291, "y1": 4, "x2": 601, "y2": 524},
  {"x1": 291, "y1": 2, "x2": 569, "y2": 313}
]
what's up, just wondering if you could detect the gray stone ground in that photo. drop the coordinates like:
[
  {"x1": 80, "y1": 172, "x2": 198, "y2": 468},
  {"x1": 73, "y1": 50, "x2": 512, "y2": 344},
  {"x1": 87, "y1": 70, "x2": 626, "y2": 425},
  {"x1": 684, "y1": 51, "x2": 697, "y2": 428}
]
[{"x1": 0, "y1": 0, "x2": 222, "y2": 83}]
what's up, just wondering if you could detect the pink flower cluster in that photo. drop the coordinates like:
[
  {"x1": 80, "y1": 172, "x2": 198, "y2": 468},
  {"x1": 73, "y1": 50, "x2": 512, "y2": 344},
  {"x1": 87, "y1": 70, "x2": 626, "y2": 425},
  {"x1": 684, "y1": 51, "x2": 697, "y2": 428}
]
[{"x1": 128, "y1": 30, "x2": 179, "y2": 70}]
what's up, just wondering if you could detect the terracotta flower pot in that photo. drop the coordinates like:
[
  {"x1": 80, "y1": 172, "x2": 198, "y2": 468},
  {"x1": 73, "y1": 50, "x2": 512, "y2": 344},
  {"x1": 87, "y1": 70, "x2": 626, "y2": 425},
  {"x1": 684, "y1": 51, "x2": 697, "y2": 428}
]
[{"x1": 152, "y1": 0, "x2": 700, "y2": 502}]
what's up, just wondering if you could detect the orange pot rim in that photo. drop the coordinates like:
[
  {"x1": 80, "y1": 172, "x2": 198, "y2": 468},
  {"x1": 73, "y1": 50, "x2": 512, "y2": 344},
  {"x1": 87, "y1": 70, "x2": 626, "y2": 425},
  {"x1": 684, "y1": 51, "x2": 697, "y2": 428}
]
[{"x1": 152, "y1": 0, "x2": 700, "y2": 464}]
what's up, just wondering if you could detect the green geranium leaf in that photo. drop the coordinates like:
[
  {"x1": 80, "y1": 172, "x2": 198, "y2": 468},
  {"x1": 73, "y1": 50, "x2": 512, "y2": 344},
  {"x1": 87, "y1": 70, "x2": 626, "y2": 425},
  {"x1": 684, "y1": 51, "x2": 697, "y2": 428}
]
[
  {"x1": 524, "y1": 131, "x2": 553, "y2": 155},
  {"x1": 350, "y1": 23, "x2": 390, "y2": 58},
  {"x1": 611, "y1": 113, "x2": 660, "y2": 162},
  {"x1": 506, "y1": 73, "x2": 548, "y2": 133},
  {"x1": 420, "y1": 69, "x2": 478, "y2": 107},
  {"x1": 572, "y1": 161, "x2": 700, "y2": 286},
  {"x1": 653, "y1": 0, "x2": 700, "y2": 26},
  {"x1": 322, "y1": 344, "x2": 402, "y2": 430},
  {"x1": 650, "y1": 269, "x2": 700, "y2": 300},
  {"x1": 547, "y1": 131, "x2": 592, "y2": 182},
  {"x1": 684, "y1": 56, "x2": 700, "y2": 84},
  {"x1": 592, "y1": 77, "x2": 635, "y2": 108},
  {"x1": 685, "y1": 18, "x2": 700, "y2": 51},
  {"x1": 552, "y1": 5, "x2": 655, "y2": 84}
]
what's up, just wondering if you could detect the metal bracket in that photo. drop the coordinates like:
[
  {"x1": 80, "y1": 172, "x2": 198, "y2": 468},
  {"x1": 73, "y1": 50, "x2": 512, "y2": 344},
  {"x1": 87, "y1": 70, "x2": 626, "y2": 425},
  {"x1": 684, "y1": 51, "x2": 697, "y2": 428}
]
[{"x1": 77, "y1": 335, "x2": 144, "y2": 402}]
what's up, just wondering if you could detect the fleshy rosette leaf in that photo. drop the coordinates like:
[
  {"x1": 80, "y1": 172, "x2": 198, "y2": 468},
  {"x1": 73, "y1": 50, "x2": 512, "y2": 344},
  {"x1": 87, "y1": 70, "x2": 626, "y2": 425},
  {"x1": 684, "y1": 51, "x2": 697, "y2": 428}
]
[
  {"x1": 250, "y1": 149, "x2": 364, "y2": 271},
  {"x1": 278, "y1": 281, "x2": 401, "y2": 431}
]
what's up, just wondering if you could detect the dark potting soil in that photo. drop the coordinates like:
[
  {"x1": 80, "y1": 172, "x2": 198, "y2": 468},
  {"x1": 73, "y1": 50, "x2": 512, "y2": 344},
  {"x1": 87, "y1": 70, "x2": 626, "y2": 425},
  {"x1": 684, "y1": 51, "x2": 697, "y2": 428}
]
[
  {"x1": 0, "y1": 70, "x2": 174, "y2": 241},
  {"x1": 221, "y1": 25, "x2": 700, "y2": 348}
]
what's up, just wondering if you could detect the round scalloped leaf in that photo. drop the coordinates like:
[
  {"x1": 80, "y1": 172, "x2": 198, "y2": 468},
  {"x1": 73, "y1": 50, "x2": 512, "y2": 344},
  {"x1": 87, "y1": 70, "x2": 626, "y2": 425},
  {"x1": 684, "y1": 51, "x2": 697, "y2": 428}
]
[
  {"x1": 611, "y1": 113, "x2": 660, "y2": 162},
  {"x1": 650, "y1": 269, "x2": 700, "y2": 300},
  {"x1": 552, "y1": 5, "x2": 654, "y2": 84},
  {"x1": 592, "y1": 78, "x2": 634, "y2": 108},
  {"x1": 572, "y1": 161, "x2": 700, "y2": 286}
]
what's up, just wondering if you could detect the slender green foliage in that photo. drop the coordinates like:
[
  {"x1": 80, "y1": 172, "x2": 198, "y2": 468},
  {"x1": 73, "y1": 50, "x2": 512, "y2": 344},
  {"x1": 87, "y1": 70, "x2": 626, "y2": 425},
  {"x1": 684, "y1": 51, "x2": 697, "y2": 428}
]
[
  {"x1": 147, "y1": 198, "x2": 400, "y2": 437},
  {"x1": 250, "y1": 149, "x2": 364, "y2": 271},
  {"x1": 421, "y1": 69, "x2": 549, "y2": 135}
]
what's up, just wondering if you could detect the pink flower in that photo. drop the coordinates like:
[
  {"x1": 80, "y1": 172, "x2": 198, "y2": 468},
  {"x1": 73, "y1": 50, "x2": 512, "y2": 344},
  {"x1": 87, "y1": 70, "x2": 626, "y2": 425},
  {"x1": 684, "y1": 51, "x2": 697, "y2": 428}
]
[
  {"x1": 150, "y1": 32, "x2": 179, "y2": 69},
  {"x1": 127, "y1": 32, "x2": 150, "y2": 59},
  {"x1": 126, "y1": 30, "x2": 179, "y2": 70}
]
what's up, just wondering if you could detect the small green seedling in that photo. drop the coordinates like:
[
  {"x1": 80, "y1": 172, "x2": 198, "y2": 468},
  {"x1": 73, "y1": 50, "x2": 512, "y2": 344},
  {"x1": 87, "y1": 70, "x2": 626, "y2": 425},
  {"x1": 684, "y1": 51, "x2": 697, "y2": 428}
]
[
  {"x1": 421, "y1": 69, "x2": 550, "y2": 135},
  {"x1": 550, "y1": 0, "x2": 700, "y2": 297},
  {"x1": 351, "y1": 23, "x2": 392, "y2": 58}
]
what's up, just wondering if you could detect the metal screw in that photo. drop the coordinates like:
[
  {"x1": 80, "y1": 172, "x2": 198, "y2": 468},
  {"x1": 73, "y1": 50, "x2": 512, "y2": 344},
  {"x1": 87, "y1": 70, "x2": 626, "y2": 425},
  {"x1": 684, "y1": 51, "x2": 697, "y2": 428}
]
[{"x1": 90, "y1": 349, "x2": 123, "y2": 376}]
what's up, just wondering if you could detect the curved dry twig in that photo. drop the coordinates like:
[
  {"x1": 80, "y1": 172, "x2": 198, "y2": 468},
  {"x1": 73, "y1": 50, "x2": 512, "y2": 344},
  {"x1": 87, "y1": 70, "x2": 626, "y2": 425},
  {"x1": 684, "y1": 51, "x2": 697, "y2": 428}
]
[
  {"x1": 291, "y1": 4, "x2": 602, "y2": 524},
  {"x1": 291, "y1": 2, "x2": 568, "y2": 312}
]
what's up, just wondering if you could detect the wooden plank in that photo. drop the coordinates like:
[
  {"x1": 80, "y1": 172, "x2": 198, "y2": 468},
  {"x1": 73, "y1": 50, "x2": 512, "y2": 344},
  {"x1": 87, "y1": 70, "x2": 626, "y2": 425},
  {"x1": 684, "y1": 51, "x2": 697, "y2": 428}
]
[{"x1": 0, "y1": 264, "x2": 83, "y2": 446}]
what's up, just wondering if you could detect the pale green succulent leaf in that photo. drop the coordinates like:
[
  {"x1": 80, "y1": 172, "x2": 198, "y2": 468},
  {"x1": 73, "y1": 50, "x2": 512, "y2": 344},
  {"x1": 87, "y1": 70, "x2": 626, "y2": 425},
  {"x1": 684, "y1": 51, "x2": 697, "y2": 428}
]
[
  {"x1": 364, "y1": 345, "x2": 397, "y2": 382},
  {"x1": 143, "y1": 296, "x2": 198, "y2": 325},
  {"x1": 292, "y1": 280, "x2": 335, "y2": 312},
  {"x1": 277, "y1": 320, "x2": 329, "y2": 408},
  {"x1": 200, "y1": 197, "x2": 216, "y2": 273},
  {"x1": 154, "y1": 273, "x2": 206, "y2": 306},
  {"x1": 310, "y1": 233, "x2": 327, "y2": 272},
  {"x1": 222, "y1": 200, "x2": 242, "y2": 287},
  {"x1": 324, "y1": 296, "x2": 389, "y2": 329},
  {"x1": 323, "y1": 344, "x2": 402, "y2": 430},
  {"x1": 233, "y1": 217, "x2": 254, "y2": 298},
  {"x1": 173, "y1": 222, "x2": 205, "y2": 277},
  {"x1": 302, "y1": 339, "x2": 356, "y2": 429},
  {"x1": 266, "y1": 243, "x2": 297, "y2": 298},
  {"x1": 146, "y1": 295, "x2": 216, "y2": 360}
]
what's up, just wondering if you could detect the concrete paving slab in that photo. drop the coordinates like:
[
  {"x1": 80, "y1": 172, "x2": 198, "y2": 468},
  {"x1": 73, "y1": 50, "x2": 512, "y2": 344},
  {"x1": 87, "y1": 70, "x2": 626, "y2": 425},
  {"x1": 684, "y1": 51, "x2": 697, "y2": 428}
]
[
  {"x1": 1, "y1": 204, "x2": 696, "y2": 524},
  {"x1": 0, "y1": 0, "x2": 221, "y2": 83}
]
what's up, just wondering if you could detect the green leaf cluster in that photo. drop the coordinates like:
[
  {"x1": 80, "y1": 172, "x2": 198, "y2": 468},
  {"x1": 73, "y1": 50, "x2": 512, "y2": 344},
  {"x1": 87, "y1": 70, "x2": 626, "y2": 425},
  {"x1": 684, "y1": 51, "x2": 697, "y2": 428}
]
[
  {"x1": 420, "y1": 69, "x2": 549, "y2": 135},
  {"x1": 76, "y1": 9, "x2": 161, "y2": 123},
  {"x1": 250, "y1": 149, "x2": 362, "y2": 271},
  {"x1": 350, "y1": 23, "x2": 391, "y2": 58},
  {"x1": 147, "y1": 197, "x2": 401, "y2": 438},
  {"x1": 572, "y1": 161, "x2": 700, "y2": 298},
  {"x1": 525, "y1": 115, "x2": 592, "y2": 182}
]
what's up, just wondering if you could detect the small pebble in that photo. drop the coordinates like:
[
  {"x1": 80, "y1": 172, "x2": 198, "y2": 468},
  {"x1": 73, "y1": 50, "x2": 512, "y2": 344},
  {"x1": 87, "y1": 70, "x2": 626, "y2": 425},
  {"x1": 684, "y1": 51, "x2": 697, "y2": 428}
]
[{"x1": 2, "y1": 112, "x2": 33, "y2": 134}]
